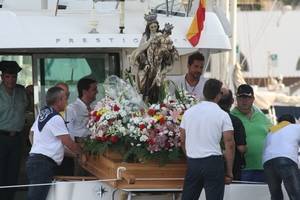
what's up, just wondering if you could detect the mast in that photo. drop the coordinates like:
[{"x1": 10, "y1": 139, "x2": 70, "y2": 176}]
[{"x1": 229, "y1": 0, "x2": 237, "y2": 90}]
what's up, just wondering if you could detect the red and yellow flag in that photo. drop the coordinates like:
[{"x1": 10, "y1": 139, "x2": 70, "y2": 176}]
[{"x1": 186, "y1": 0, "x2": 206, "y2": 47}]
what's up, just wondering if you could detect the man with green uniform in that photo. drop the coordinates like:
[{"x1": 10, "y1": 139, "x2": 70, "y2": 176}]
[
  {"x1": 0, "y1": 61, "x2": 28, "y2": 200},
  {"x1": 231, "y1": 84, "x2": 272, "y2": 182}
]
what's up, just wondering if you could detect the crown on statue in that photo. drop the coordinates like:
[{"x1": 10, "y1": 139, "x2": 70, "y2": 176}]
[
  {"x1": 164, "y1": 23, "x2": 174, "y2": 32},
  {"x1": 144, "y1": 12, "x2": 157, "y2": 24}
]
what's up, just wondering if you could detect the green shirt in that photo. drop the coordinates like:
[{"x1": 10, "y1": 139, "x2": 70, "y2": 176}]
[
  {"x1": 231, "y1": 106, "x2": 272, "y2": 170},
  {"x1": 0, "y1": 83, "x2": 28, "y2": 132}
]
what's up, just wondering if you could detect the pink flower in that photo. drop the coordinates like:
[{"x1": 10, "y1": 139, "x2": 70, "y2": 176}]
[{"x1": 170, "y1": 110, "x2": 181, "y2": 123}]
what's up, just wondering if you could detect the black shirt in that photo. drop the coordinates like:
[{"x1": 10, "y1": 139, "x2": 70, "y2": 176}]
[{"x1": 229, "y1": 113, "x2": 247, "y2": 180}]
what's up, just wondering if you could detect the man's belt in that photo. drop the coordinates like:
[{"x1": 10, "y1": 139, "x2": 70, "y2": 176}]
[{"x1": 0, "y1": 130, "x2": 18, "y2": 137}]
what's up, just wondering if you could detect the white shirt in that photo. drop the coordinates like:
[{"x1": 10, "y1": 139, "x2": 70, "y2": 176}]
[
  {"x1": 168, "y1": 75, "x2": 207, "y2": 100},
  {"x1": 65, "y1": 98, "x2": 91, "y2": 138},
  {"x1": 180, "y1": 101, "x2": 233, "y2": 158},
  {"x1": 263, "y1": 124, "x2": 300, "y2": 165},
  {"x1": 30, "y1": 115, "x2": 69, "y2": 165}
]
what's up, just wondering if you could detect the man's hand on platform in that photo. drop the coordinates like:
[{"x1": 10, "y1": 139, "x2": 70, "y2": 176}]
[{"x1": 224, "y1": 175, "x2": 233, "y2": 185}]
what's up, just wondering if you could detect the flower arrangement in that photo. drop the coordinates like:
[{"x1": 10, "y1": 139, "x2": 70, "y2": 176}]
[{"x1": 84, "y1": 76, "x2": 198, "y2": 164}]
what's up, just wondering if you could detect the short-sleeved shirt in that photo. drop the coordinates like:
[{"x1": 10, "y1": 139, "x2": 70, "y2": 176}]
[
  {"x1": 65, "y1": 98, "x2": 91, "y2": 138},
  {"x1": 0, "y1": 83, "x2": 27, "y2": 131},
  {"x1": 30, "y1": 115, "x2": 69, "y2": 165},
  {"x1": 231, "y1": 106, "x2": 272, "y2": 170},
  {"x1": 180, "y1": 101, "x2": 233, "y2": 158},
  {"x1": 168, "y1": 75, "x2": 207, "y2": 100},
  {"x1": 229, "y1": 113, "x2": 247, "y2": 178},
  {"x1": 263, "y1": 124, "x2": 300, "y2": 165}
]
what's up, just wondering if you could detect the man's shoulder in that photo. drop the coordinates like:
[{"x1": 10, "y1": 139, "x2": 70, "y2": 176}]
[
  {"x1": 67, "y1": 99, "x2": 82, "y2": 109},
  {"x1": 167, "y1": 75, "x2": 185, "y2": 84},
  {"x1": 230, "y1": 107, "x2": 242, "y2": 116},
  {"x1": 48, "y1": 114, "x2": 65, "y2": 125},
  {"x1": 16, "y1": 84, "x2": 26, "y2": 92},
  {"x1": 200, "y1": 76, "x2": 208, "y2": 82}
]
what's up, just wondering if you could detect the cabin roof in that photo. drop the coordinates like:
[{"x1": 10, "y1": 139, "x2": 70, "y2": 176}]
[{"x1": 0, "y1": 3, "x2": 231, "y2": 51}]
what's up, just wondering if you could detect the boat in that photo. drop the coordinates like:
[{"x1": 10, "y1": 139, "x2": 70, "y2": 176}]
[{"x1": 0, "y1": 0, "x2": 291, "y2": 199}]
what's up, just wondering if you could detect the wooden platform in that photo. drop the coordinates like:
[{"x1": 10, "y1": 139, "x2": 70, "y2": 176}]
[{"x1": 82, "y1": 154, "x2": 187, "y2": 189}]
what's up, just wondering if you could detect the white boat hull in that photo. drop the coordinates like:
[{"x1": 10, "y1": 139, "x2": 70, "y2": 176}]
[{"x1": 46, "y1": 181, "x2": 289, "y2": 200}]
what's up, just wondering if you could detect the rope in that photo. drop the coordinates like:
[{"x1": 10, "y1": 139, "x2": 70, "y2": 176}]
[
  {"x1": 0, "y1": 179, "x2": 118, "y2": 189},
  {"x1": 0, "y1": 178, "x2": 267, "y2": 189}
]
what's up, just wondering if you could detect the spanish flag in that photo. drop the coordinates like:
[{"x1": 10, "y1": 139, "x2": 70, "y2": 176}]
[{"x1": 186, "y1": 0, "x2": 206, "y2": 47}]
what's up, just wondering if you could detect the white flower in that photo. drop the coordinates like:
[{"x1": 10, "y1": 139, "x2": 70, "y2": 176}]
[
  {"x1": 139, "y1": 135, "x2": 148, "y2": 142},
  {"x1": 120, "y1": 110, "x2": 127, "y2": 117}
]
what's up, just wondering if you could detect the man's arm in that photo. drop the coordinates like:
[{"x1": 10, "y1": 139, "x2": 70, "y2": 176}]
[
  {"x1": 29, "y1": 130, "x2": 33, "y2": 145},
  {"x1": 57, "y1": 134, "x2": 82, "y2": 155},
  {"x1": 223, "y1": 130, "x2": 235, "y2": 184},
  {"x1": 180, "y1": 128, "x2": 186, "y2": 156},
  {"x1": 237, "y1": 145, "x2": 247, "y2": 154},
  {"x1": 234, "y1": 116, "x2": 247, "y2": 154}
]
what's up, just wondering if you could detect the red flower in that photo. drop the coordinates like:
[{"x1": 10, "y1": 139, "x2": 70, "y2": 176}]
[
  {"x1": 110, "y1": 135, "x2": 119, "y2": 144},
  {"x1": 159, "y1": 117, "x2": 165, "y2": 125},
  {"x1": 95, "y1": 115, "x2": 101, "y2": 122},
  {"x1": 108, "y1": 119, "x2": 115, "y2": 126},
  {"x1": 160, "y1": 103, "x2": 166, "y2": 108},
  {"x1": 95, "y1": 135, "x2": 109, "y2": 142},
  {"x1": 148, "y1": 109, "x2": 156, "y2": 116},
  {"x1": 113, "y1": 104, "x2": 120, "y2": 112},
  {"x1": 92, "y1": 111, "x2": 98, "y2": 117},
  {"x1": 103, "y1": 135, "x2": 110, "y2": 142},
  {"x1": 139, "y1": 124, "x2": 146, "y2": 130}
]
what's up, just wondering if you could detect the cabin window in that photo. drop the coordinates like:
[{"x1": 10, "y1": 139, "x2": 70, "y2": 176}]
[
  {"x1": 34, "y1": 53, "x2": 120, "y2": 107},
  {"x1": 296, "y1": 58, "x2": 300, "y2": 71},
  {"x1": 0, "y1": 55, "x2": 33, "y2": 86}
]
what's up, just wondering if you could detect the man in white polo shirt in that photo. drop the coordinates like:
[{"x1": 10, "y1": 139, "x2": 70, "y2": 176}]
[
  {"x1": 65, "y1": 77, "x2": 98, "y2": 140},
  {"x1": 263, "y1": 114, "x2": 300, "y2": 200},
  {"x1": 26, "y1": 87, "x2": 82, "y2": 200},
  {"x1": 180, "y1": 78, "x2": 235, "y2": 200}
]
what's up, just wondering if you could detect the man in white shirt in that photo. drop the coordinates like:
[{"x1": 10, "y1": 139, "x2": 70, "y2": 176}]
[
  {"x1": 26, "y1": 87, "x2": 81, "y2": 200},
  {"x1": 180, "y1": 78, "x2": 235, "y2": 200},
  {"x1": 65, "y1": 78, "x2": 98, "y2": 140},
  {"x1": 169, "y1": 52, "x2": 207, "y2": 100},
  {"x1": 263, "y1": 114, "x2": 300, "y2": 200}
]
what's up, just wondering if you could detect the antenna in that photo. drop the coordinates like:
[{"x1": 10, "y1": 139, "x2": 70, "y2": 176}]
[{"x1": 55, "y1": 0, "x2": 59, "y2": 16}]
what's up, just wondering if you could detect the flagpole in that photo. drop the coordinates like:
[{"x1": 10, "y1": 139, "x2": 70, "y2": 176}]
[{"x1": 229, "y1": 0, "x2": 237, "y2": 90}]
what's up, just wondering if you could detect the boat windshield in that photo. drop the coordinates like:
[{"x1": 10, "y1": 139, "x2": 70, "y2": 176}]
[{"x1": 149, "y1": 0, "x2": 191, "y2": 16}]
